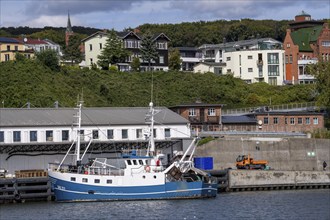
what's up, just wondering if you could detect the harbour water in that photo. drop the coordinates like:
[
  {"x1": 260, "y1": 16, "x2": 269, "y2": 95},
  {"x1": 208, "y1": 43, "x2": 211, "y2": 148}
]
[{"x1": 0, "y1": 189, "x2": 329, "y2": 220}]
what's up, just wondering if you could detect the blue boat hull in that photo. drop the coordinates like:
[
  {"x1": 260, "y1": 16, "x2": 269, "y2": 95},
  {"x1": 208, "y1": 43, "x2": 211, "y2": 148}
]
[{"x1": 50, "y1": 176, "x2": 217, "y2": 202}]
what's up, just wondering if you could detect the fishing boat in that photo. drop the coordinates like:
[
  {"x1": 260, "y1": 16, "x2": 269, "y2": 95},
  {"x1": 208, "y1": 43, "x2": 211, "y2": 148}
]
[{"x1": 48, "y1": 102, "x2": 218, "y2": 202}]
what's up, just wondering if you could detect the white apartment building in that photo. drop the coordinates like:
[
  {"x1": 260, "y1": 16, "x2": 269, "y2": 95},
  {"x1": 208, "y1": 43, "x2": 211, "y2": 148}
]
[
  {"x1": 196, "y1": 38, "x2": 286, "y2": 85},
  {"x1": 224, "y1": 49, "x2": 285, "y2": 85}
]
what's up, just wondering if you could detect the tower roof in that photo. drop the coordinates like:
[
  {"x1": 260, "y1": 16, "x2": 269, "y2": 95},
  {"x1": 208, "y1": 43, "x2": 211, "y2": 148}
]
[
  {"x1": 296, "y1": 10, "x2": 311, "y2": 17},
  {"x1": 66, "y1": 11, "x2": 73, "y2": 33}
]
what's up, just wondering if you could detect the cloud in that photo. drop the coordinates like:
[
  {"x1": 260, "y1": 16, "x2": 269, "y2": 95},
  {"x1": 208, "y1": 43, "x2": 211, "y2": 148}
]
[
  {"x1": 1, "y1": 0, "x2": 329, "y2": 30},
  {"x1": 24, "y1": 0, "x2": 145, "y2": 16},
  {"x1": 169, "y1": 0, "x2": 328, "y2": 20}
]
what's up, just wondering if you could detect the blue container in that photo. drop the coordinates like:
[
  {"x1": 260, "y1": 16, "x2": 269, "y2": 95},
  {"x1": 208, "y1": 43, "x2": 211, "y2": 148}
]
[{"x1": 194, "y1": 157, "x2": 213, "y2": 170}]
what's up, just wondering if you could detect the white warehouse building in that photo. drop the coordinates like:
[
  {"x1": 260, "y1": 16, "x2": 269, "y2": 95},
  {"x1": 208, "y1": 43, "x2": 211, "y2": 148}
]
[{"x1": 0, "y1": 107, "x2": 191, "y2": 174}]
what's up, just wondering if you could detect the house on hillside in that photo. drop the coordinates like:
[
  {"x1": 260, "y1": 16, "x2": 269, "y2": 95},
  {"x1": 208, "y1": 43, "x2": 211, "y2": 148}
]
[
  {"x1": 16, "y1": 38, "x2": 62, "y2": 56},
  {"x1": 82, "y1": 30, "x2": 170, "y2": 71},
  {"x1": 283, "y1": 11, "x2": 330, "y2": 84},
  {"x1": 194, "y1": 62, "x2": 226, "y2": 75},
  {"x1": 196, "y1": 38, "x2": 285, "y2": 85},
  {"x1": 175, "y1": 47, "x2": 201, "y2": 71},
  {"x1": 0, "y1": 37, "x2": 34, "y2": 62}
]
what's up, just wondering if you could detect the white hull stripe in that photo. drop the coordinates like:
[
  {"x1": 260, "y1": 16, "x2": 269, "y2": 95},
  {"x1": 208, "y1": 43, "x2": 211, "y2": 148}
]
[{"x1": 56, "y1": 187, "x2": 217, "y2": 196}]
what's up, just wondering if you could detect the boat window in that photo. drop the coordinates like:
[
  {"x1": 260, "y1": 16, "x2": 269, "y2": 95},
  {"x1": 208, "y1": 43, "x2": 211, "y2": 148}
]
[
  {"x1": 82, "y1": 178, "x2": 88, "y2": 183},
  {"x1": 107, "y1": 179, "x2": 112, "y2": 184},
  {"x1": 145, "y1": 160, "x2": 148, "y2": 165},
  {"x1": 127, "y1": 160, "x2": 132, "y2": 165},
  {"x1": 94, "y1": 179, "x2": 100, "y2": 184},
  {"x1": 133, "y1": 160, "x2": 137, "y2": 165},
  {"x1": 153, "y1": 175, "x2": 157, "y2": 179},
  {"x1": 70, "y1": 177, "x2": 76, "y2": 182},
  {"x1": 138, "y1": 160, "x2": 143, "y2": 165},
  {"x1": 142, "y1": 175, "x2": 146, "y2": 179}
]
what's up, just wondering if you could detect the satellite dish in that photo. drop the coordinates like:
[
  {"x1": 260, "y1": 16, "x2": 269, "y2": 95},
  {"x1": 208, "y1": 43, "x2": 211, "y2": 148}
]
[
  {"x1": 23, "y1": 38, "x2": 27, "y2": 42},
  {"x1": 258, "y1": 120, "x2": 263, "y2": 125}
]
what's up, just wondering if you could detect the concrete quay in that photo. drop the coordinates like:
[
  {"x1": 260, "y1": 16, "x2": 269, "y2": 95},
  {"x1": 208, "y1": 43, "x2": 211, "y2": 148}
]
[{"x1": 227, "y1": 170, "x2": 330, "y2": 192}]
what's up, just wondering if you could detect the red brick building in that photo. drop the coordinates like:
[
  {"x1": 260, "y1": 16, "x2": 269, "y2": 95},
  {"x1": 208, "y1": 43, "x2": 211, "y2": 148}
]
[
  {"x1": 170, "y1": 102, "x2": 325, "y2": 134},
  {"x1": 169, "y1": 102, "x2": 224, "y2": 133},
  {"x1": 283, "y1": 11, "x2": 330, "y2": 84},
  {"x1": 253, "y1": 111, "x2": 325, "y2": 133}
]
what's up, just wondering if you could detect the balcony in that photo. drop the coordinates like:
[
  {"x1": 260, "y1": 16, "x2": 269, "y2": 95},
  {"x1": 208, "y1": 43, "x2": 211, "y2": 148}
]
[{"x1": 256, "y1": 60, "x2": 263, "y2": 66}]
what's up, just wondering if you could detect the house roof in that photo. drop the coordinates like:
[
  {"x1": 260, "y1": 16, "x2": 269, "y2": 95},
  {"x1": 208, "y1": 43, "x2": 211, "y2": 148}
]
[
  {"x1": 170, "y1": 103, "x2": 225, "y2": 108},
  {"x1": 0, "y1": 37, "x2": 20, "y2": 44},
  {"x1": 221, "y1": 115, "x2": 257, "y2": 124},
  {"x1": 249, "y1": 111, "x2": 325, "y2": 116},
  {"x1": 0, "y1": 107, "x2": 188, "y2": 127},
  {"x1": 175, "y1": 47, "x2": 198, "y2": 52},
  {"x1": 195, "y1": 62, "x2": 226, "y2": 67},
  {"x1": 290, "y1": 26, "x2": 323, "y2": 52},
  {"x1": 199, "y1": 38, "x2": 282, "y2": 50},
  {"x1": 82, "y1": 30, "x2": 170, "y2": 43},
  {"x1": 152, "y1": 33, "x2": 170, "y2": 41},
  {"x1": 81, "y1": 31, "x2": 108, "y2": 42},
  {"x1": 16, "y1": 38, "x2": 47, "y2": 45}
]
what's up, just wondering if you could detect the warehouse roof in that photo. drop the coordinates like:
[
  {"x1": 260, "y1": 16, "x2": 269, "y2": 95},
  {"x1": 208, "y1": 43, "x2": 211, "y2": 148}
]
[{"x1": 0, "y1": 107, "x2": 188, "y2": 127}]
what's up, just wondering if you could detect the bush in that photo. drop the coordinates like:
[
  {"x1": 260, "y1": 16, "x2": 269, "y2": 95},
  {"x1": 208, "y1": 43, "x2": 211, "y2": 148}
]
[{"x1": 197, "y1": 136, "x2": 215, "y2": 146}]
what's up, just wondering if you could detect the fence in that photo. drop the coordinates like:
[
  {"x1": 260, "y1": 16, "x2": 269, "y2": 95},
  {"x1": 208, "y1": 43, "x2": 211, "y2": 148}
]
[{"x1": 222, "y1": 102, "x2": 317, "y2": 115}]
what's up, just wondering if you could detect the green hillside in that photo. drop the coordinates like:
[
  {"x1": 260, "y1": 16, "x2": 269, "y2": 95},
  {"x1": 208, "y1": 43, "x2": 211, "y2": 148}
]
[{"x1": 0, "y1": 60, "x2": 317, "y2": 109}]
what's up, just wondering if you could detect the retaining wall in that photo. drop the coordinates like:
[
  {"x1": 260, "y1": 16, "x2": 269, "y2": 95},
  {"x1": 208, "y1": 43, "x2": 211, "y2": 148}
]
[{"x1": 195, "y1": 137, "x2": 330, "y2": 171}]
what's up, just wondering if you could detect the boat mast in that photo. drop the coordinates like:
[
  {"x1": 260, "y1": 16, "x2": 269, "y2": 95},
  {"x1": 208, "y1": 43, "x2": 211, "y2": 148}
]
[
  {"x1": 75, "y1": 102, "x2": 82, "y2": 165},
  {"x1": 149, "y1": 102, "x2": 155, "y2": 156}
]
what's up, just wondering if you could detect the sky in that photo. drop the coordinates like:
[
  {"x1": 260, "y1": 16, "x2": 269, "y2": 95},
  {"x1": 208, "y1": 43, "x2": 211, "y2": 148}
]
[{"x1": 0, "y1": 0, "x2": 329, "y2": 31}]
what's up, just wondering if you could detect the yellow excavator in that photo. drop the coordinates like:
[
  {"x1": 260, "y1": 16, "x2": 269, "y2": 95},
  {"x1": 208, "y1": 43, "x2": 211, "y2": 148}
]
[{"x1": 236, "y1": 154, "x2": 268, "y2": 170}]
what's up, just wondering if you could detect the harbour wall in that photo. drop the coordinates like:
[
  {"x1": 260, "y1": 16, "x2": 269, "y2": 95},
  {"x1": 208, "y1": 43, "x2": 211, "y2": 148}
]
[
  {"x1": 195, "y1": 137, "x2": 330, "y2": 171},
  {"x1": 228, "y1": 170, "x2": 330, "y2": 189}
]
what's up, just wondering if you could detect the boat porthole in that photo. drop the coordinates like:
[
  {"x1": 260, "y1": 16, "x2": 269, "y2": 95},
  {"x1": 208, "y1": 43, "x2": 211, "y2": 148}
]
[
  {"x1": 153, "y1": 175, "x2": 156, "y2": 179},
  {"x1": 143, "y1": 175, "x2": 146, "y2": 179}
]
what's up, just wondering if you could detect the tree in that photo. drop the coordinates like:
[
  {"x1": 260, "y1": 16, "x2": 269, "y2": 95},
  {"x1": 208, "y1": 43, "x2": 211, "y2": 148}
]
[
  {"x1": 140, "y1": 32, "x2": 158, "y2": 71},
  {"x1": 63, "y1": 34, "x2": 83, "y2": 65},
  {"x1": 14, "y1": 52, "x2": 27, "y2": 63},
  {"x1": 130, "y1": 57, "x2": 141, "y2": 72},
  {"x1": 97, "y1": 29, "x2": 130, "y2": 70},
  {"x1": 35, "y1": 49, "x2": 60, "y2": 71},
  {"x1": 168, "y1": 48, "x2": 182, "y2": 71},
  {"x1": 307, "y1": 60, "x2": 330, "y2": 108}
]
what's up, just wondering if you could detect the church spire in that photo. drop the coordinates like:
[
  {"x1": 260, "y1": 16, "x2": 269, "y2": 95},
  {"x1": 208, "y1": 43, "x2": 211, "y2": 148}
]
[
  {"x1": 66, "y1": 11, "x2": 73, "y2": 33},
  {"x1": 65, "y1": 10, "x2": 74, "y2": 46}
]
